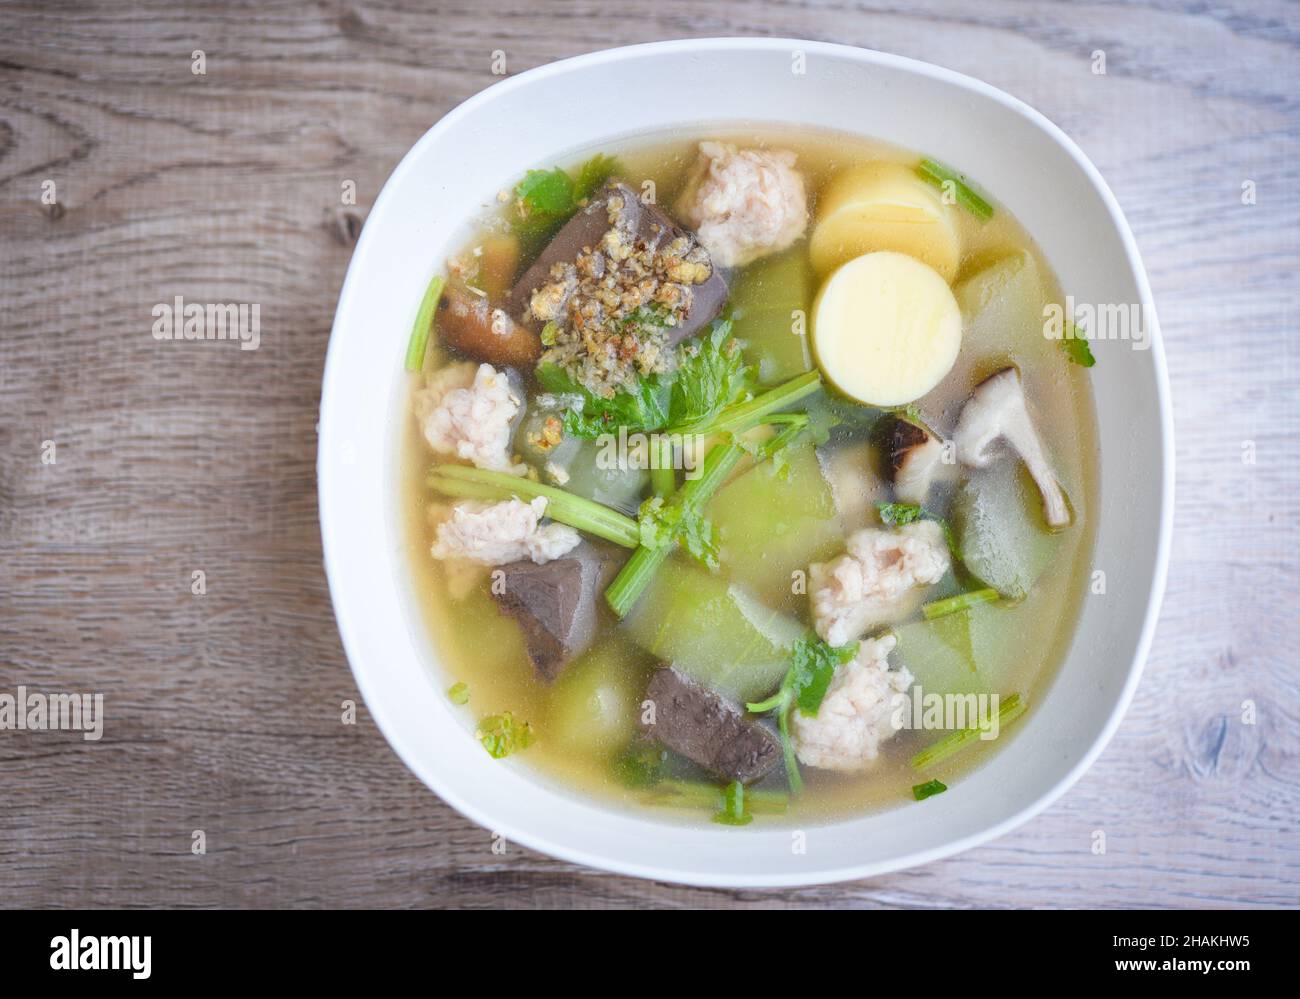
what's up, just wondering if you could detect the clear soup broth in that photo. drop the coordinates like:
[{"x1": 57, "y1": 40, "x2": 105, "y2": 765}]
[{"x1": 402, "y1": 126, "x2": 1098, "y2": 825}]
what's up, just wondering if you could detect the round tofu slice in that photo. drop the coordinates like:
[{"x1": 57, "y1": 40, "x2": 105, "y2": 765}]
[
  {"x1": 809, "y1": 162, "x2": 960, "y2": 281},
  {"x1": 812, "y1": 251, "x2": 962, "y2": 407}
]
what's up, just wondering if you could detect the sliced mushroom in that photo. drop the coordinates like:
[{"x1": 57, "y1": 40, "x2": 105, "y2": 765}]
[
  {"x1": 436, "y1": 283, "x2": 542, "y2": 367},
  {"x1": 878, "y1": 416, "x2": 946, "y2": 505},
  {"x1": 953, "y1": 367, "x2": 1070, "y2": 528}
]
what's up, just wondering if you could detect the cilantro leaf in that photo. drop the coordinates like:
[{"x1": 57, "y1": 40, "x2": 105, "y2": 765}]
[
  {"x1": 744, "y1": 634, "x2": 859, "y2": 792},
  {"x1": 876, "y1": 501, "x2": 961, "y2": 559},
  {"x1": 475, "y1": 712, "x2": 535, "y2": 759}
]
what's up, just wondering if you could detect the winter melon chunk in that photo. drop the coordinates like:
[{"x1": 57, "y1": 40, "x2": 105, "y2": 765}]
[
  {"x1": 729, "y1": 248, "x2": 815, "y2": 384},
  {"x1": 706, "y1": 442, "x2": 843, "y2": 603},
  {"x1": 548, "y1": 636, "x2": 651, "y2": 758},
  {"x1": 895, "y1": 611, "x2": 989, "y2": 697},
  {"x1": 621, "y1": 558, "x2": 800, "y2": 704},
  {"x1": 920, "y1": 251, "x2": 1050, "y2": 415},
  {"x1": 952, "y1": 460, "x2": 1060, "y2": 599}
]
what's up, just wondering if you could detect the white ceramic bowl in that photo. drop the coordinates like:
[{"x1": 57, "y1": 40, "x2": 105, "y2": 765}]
[{"x1": 319, "y1": 38, "x2": 1173, "y2": 887}]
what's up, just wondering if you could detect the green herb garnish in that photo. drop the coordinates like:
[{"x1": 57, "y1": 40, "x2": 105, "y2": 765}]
[
  {"x1": 642, "y1": 779, "x2": 787, "y2": 817},
  {"x1": 404, "y1": 273, "x2": 445, "y2": 372},
  {"x1": 516, "y1": 167, "x2": 575, "y2": 216},
  {"x1": 637, "y1": 494, "x2": 719, "y2": 570},
  {"x1": 748, "y1": 636, "x2": 860, "y2": 718},
  {"x1": 539, "y1": 317, "x2": 749, "y2": 440},
  {"x1": 668, "y1": 319, "x2": 752, "y2": 427},
  {"x1": 922, "y1": 587, "x2": 1000, "y2": 620},
  {"x1": 714, "y1": 781, "x2": 753, "y2": 826},
  {"x1": 603, "y1": 377, "x2": 823, "y2": 619},
  {"x1": 536, "y1": 362, "x2": 672, "y2": 440},
  {"x1": 605, "y1": 439, "x2": 744, "y2": 617},
  {"x1": 573, "y1": 153, "x2": 622, "y2": 201},
  {"x1": 426, "y1": 464, "x2": 641, "y2": 548},
  {"x1": 900, "y1": 403, "x2": 944, "y2": 440},
  {"x1": 447, "y1": 682, "x2": 470, "y2": 705},
  {"x1": 877, "y1": 501, "x2": 925, "y2": 526},
  {"x1": 650, "y1": 437, "x2": 676, "y2": 498},
  {"x1": 910, "y1": 693, "x2": 1027, "y2": 770},
  {"x1": 874, "y1": 501, "x2": 962, "y2": 561},
  {"x1": 612, "y1": 740, "x2": 669, "y2": 788},
  {"x1": 912, "y1": 779, "x2": 948, "y2": 800},
  {"x1": 1061, "y1": 321, "x2": 1096, "y2": 367},
  {"x1": 510, "y1": 154, "x2": 624, "y2": 252},
  {"x1": 916, "y1": 158, "x2": 994, "y2": 221},
  {"x1": 746, "y1": 635, "x2": 860, "y2": 793},
  {"x1": 476, "y1": 711, "x2": 535, "y2": 759}
]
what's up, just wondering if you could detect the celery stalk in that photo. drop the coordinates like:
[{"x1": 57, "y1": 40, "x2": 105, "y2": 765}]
[
  {"x1": 404, "y1": 274, "x2": 445, "y2": 372},
  {"x1": 427, "y1": 464, "x2": 639, "y2": 549},
  {"x1": 910, "y1": 693, "x2": 1027, "y2": 770},
  {"x1": 650, "y1": 437, "x2": 676, "y2": 497},
  {"x1": 605, "y1": 440, "x2": 745, "y2": 618},
  {"x1": 668, "y1": 370, "x2": 821, "y2": 437},
  {"x1": 922, "y1": 587, "x2": 1000, "y2": 620}
]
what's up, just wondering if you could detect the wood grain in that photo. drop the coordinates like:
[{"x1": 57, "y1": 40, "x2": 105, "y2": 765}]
[{"x1": 1, "y1": 0, "x2": 1297, "y2": 909}]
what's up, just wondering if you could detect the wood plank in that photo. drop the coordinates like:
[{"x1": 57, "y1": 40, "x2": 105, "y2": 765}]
[{"x1": 1, "y1": 0, "x2": 1297, "y2": 908}]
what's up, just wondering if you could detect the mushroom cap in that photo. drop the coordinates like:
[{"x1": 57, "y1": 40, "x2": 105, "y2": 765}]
[
  {"x1": 954, "y1": 367, "x2": 1071, "y2": 528},
  {"x1": 878, "y1": 415, "x2": 945, "y2": 505},
  {"x1": 953, "y1": 367, "x2": 1024, "y2": 468}
]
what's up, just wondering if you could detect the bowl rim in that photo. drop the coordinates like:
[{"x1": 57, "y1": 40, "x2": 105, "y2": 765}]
[{"x1": 319, "y1": 36, "x2": 1174, "y2": 888}]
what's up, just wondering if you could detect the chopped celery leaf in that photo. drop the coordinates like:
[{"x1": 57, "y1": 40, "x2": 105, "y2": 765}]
[
  {"x1": 511, "y1": 154, "x2": 625, "y2": 252},
  {"x1": 1062, "y1": 322, "x2": 1097, "y2": 367},
  {"x1": 515, "y1": 167, "x2": 574, "y2": 216},
  {"x1": 713, "y1": 780, "x2": 753, "y2": 826},
  {"x1": 574, "y1": 153, "x2": 623, "y2": 200},
  {"x1": 637, "y1": 495, "x2": 719, "y2": 570},
  {"x1": 790, "y1": 636, "x2": 859, "y2": 716},
  {"x1": 536, "y1": 362, "x2": 671, "y2": 438},
  {"x1": 912, "y1": 779, "x2": 948, "y2": 800},
  {"x1": 476, "y1": 712, "x2": 535, "y2": 759},
  {"x1": 877, "y1": 501, "x2": 924, "y2": 526},
  {"x1": 612, "y1": 740, "x2": 669, "y2": 789},
  {"x1": 669, "y1": 319, "x2": 752, "y2": 426}
]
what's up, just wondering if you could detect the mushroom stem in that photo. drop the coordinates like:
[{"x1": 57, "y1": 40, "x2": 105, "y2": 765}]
[
  {"x1": 879, "y1": 415, "x2": 947, "y2": 506},
  {"x1": 953, "y1": 367, "x2": 1071, "y2": 528}
]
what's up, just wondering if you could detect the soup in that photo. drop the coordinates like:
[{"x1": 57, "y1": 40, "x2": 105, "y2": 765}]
[{"x1": 401, "y1": 127, "x2": 1098, "y2": 825}]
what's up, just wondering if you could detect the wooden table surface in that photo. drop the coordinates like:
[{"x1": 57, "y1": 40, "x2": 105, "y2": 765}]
[{"x1": 1, "y1": 0, "x2": 1297, "y2": 909}]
